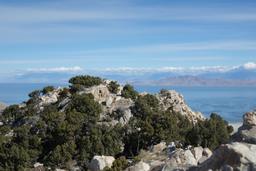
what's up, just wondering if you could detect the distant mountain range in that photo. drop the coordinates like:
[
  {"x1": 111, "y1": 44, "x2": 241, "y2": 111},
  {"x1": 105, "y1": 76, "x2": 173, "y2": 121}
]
[{"x1": 2, "y1": 62, "x2": 256, "y2": 86}]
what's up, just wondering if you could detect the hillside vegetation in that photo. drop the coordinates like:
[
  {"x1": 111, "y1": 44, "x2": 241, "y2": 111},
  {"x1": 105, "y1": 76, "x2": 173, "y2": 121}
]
[{"x1": 0, "y1": 75, "x2": 233, "y2": 171}]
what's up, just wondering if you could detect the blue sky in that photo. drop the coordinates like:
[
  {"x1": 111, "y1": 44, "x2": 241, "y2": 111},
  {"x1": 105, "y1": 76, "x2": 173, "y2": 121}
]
[{"x1": 1, "y1": 0, "x2": 256, "y2": 77}]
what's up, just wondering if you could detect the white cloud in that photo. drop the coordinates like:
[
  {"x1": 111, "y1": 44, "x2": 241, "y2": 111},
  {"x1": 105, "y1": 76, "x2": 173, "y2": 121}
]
[
  {"x1": 242, "y1": 62, "x2": 256, "y2": 70},
  {"x1": 97, "y1": 66, "x2": 232, "y2": 75},
  {"x1": 13, "y1": 62, "x2": 256, "y2": 77},
  {"x1": 96, "y1": 62, "x2": 256, "y2": 74},
  {"x1": 26, "y1": 66, "x2": 83, "y2": 73}
]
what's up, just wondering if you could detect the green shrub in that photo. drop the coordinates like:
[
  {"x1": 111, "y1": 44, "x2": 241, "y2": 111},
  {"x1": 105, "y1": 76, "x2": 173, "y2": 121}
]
[
  {"x1": 46, "y1": 141, "x2": 76, "y2": 167},
  {"x1": 108, "y1": 81, "x2": 120, "y2": 94},
  {"x1": 68, "y1": 94, "x2": 102, "y2": 124},
  {"x1": 1, "y1": 105, "x2": 21, "y2": 124},
  {"x1": 0, "y1": 143, "x2": 31, "y2": 171},
  {"x1": 28, "y1": 90, "x2": 41, "y2": 98},
  {"x1": 121, "y1": 84, "x2": 138, "y2": 100},
  {"x1": 186, "y1": 113, "x2": 232, "y2": 150},
  {"x1": 69, "y1": 75, "x2": 103, "y2": 88},
  {"x1": 59, "y1": 88, "x2": 70, "y2": 99},
  {"x1": 124, "y1": 94, "x2": 192, "y2": 157},
  {"x1": 42, "y1": 86, "x2": 55, "y2": 95}
]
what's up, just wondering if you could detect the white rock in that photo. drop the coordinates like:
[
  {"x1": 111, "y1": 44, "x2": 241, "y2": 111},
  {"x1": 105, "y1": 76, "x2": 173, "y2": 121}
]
[
  {"x1": 167, "y1": 149, "x2": 197, "y2": 168},
  {"x1": 55, "y1": 169, "x2": 66, "y2": 171},
  {"x1": 184, "y1": 150, "x2": 198, "y2": 166},
  {"x1": 39, "y1": 89, "x2": 60, "y2": 106},
  {"x1": 202, "y1": 148, "x2": 212, "y2": 158},
  {"x1": 5, "y1": 130, "x2": 14, "y2": 137},
  {"x1": 33, "y1": 162, "x2": 43, "y2": 168},
  {"x1": 191, "y1": 146, "x2": 203, "y2": 162},
  {"x1": 156, "y1": 90, "x2": 204, "y2": 123},
  {"x1": 88, "y1": 156, "x2": 115, "y2": 171},
  {"x1": 151, "y1": 142, "x2": 167, "y2": 153},
  {"x1": 125, "y1": 161, "x2": 150, "y2": 171}
]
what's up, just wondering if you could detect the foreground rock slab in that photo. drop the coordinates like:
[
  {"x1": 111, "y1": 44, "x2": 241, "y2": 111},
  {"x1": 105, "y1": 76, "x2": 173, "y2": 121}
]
[{"x1": 193, "y1": 142, "x2": 256, "y2": 171}]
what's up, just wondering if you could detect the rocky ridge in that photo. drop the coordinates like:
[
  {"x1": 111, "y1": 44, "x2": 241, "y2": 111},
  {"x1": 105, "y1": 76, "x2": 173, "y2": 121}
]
[
  {"x1": 35, "y1": 80, "x2": 203, "y2": 125},
  {"x1": 0, "y1": 77, "x2": 240, "y2": 171}
]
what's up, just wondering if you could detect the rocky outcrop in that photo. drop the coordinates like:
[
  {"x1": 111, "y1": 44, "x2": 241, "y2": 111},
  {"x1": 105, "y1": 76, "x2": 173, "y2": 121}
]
[
  {"x1": 78, "y1": 83, "x2": 134, "y2": 126},
  {"x1": 233, "y1": 111, "x2": 256, "y2": 144},
  {"x1": 0, "y1": 102, "x2": 7, "y2": 114},
  {"x1": 194, "y1": 142, "x2": 256, "y2": 171},
  {"x1": 123, "y1": 142, "x2": 212, "y2": 171},
  {"x1": 78, "y1": 83, "x2": 203, "y2": 125},
  {"x1": 39, "y1": 88, "x2": 61, "y2": 107},
  {"x1": 193, "y1": 111, "x2": 256, "y2": 171},
  {"x1": 164, "y1": 149, "x2": 198, "y2": 170},
  {"x1": 156, "y1": 90, "x2": 204, "y2": 123},
  {"x1": 163, "y1": 146, "x2": 212, "y2": 171},
  {"x1": 88, "y1": 156, "x2": 115, "y2": 171}
]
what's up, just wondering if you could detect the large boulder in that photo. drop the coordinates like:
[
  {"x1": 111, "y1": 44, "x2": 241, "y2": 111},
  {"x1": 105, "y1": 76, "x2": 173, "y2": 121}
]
[
  {"x1": 163, "y1": 149, "x2": 197, "y2": 171},
  {"x1": 125, "y1": 161, "x2": 150, "y2": 171},
  {"x1": 198, "y1": 148, "x2": 212, "y2": 164},
  {"x1": 88, "y1": 156, "x2": 115, "y2": 171},
  {"x1": 191, "y1": 147, "x2": 203, "y2": 163},
  {"x1": 233, "y1": 111, "x2": 256, "y2": 144},
  {"x1": 193, "y1": 142, "x2": 256, "y2": 171},
  {"x1": 236, "y1": 126, "x2": 256, "y2": 144},
  {"x1": 156, "y1": 90, "x2": 204, "y2": 123}
]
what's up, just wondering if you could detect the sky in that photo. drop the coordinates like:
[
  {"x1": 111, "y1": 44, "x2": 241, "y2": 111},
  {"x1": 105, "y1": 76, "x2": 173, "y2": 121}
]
[{"x1": 1, "y1": 0, "x2": 256, "y2": 78}]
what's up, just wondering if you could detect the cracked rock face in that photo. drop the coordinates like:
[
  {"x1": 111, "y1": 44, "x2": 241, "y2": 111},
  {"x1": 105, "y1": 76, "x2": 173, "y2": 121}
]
[{"x1": 156, "y1": 90, "x2": 204, "y2": 123}]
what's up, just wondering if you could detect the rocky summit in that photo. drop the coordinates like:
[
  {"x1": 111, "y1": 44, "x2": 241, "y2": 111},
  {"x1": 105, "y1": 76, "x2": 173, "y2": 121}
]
[{"x1": 0, "y1": 76, "x2": 247, "y2": 171}]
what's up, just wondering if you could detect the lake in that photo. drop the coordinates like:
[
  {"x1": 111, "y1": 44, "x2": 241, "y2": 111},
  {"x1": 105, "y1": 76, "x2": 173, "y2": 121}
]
[{"x1": 0, "y1": 83, "x2": 256, "y2": 123}]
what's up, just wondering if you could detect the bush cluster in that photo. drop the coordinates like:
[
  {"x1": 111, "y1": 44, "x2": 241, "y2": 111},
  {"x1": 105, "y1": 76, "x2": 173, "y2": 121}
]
[
  {"x1": 69, "y1": 75, "x2": 103, "y2": 88},
  {"x1": 121, "y1": 84, "x2": 138, "y2": 100},
  {"x1": 0, "y1": 76, "x2": 233, "y2": 170},
  {"x1": 108, "y1": 81, "x2": 120, "y2": 94}
]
